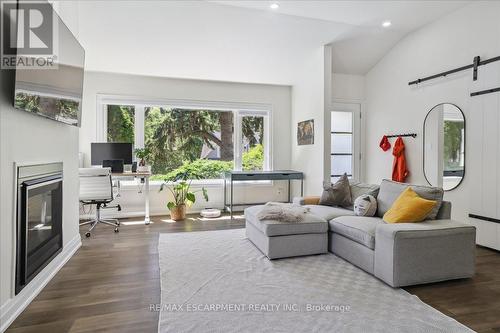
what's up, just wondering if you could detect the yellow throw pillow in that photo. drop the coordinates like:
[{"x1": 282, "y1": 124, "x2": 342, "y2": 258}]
[
  {"x1": 383, "y1": 187, "x2": 437, "y2": 223},
  {"x1": 303, "y1": 196, "x2": 321, "y2": 205}
]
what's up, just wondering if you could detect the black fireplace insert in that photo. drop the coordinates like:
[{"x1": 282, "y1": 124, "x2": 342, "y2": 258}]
[{"x1": 16, "y1": 163, "x2": 63, "y2": 294}]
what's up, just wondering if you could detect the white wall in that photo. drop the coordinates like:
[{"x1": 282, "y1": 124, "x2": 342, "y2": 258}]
[
  {"x1": 290, "y1": 47, "x2": 326, "y2": 196},
  {"x1": 50, "y1": 0, "x2": 80, "y2": 37},
  {"x1": 332, "y1": 73, "x2": 365, "y2": 102},
  {"x1": 364, "y1": 1, "x2": 500, "y2": 226},
  {"x1": 80, "y1": 71, "x2": 292, "y2": 217},
  {"x1": 0, "y1": 67, "x2": 80, "y2": 332},
  {"x1": 0, "y1": 3, "x2": 82, "y2": 331},
  {"x1": 289, "y1": 50, "x2": 365, "y2": 196}
]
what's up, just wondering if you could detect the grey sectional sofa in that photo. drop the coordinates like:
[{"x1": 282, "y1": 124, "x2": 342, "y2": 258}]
[{"x1": 246, "y1": 179, "x2": 476, "y2": 288}]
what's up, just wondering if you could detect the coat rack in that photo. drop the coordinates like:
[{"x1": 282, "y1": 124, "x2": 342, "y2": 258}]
[
  {"x1": 386, "y1": 133, "x2": 417, "y2": 139},
  {"x1": 408, "y1": 55, "x2": 500, "y2": 94}
]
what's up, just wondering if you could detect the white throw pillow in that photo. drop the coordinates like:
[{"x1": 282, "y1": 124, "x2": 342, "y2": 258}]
[{"x1": 354, "y1": 194, "x2": 377, "y2": 217}]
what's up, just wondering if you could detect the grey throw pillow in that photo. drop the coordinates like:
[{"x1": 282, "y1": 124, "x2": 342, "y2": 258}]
[
  {"x1": 376, "y1": 179, "x2": 444, "y2": 219},
  {"x1": 348, "y1": 181, "x2": 380, "y2": 209},
  {"x1": 319, "y1": 174, "x2": 352, "y2": 208}
]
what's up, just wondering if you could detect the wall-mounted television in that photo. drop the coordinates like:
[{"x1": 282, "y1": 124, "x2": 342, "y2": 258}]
[{"x1": 13, "y1": 3, "x2": 85, "y2": 127}]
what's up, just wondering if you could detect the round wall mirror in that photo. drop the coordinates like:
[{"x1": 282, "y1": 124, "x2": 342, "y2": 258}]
[{"x1": 423, "y1": 103, "x2": 465, "y2": 191}]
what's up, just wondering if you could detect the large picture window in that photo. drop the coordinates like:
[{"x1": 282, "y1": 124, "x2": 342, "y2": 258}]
[
  {"x1": 143, "y1": 107, "x2": 235, "y2": 179},
  {"x1": 100, "y1": 98, "x2": 271, "y2": 181}
]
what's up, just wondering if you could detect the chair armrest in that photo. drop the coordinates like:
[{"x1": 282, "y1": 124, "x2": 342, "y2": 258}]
[{"x1": 293, "y1": 196, "x2": 321, "y2": 206}]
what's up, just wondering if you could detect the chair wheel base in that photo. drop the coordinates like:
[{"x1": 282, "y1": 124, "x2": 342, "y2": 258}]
[
  {"x1": 114, "y1": 228, "x2": 119, "y2": 233},
  {"x1": 85, "y1": 232, "x2": 91, "y2": 238}
]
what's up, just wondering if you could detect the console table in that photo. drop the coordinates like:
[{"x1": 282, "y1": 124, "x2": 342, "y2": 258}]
[{"x1": 223, "y1": 170, "x2": 304, "y2": 218}]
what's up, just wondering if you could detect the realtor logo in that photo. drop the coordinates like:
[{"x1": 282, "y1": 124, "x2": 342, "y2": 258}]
[{"x1": 1, "y1": 1, "x2": 58, "y2": 68}]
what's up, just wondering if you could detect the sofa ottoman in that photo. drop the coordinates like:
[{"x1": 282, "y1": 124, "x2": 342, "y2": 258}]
[{"x1": 245, "y1": 205, "x2": 328, "y2": 259}]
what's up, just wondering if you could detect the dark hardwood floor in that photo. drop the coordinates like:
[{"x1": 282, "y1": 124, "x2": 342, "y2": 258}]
[
  {"x1": 7, "y1": 214, "x2": 500, "y2": 333},
  {"x1": 405, "y1": 246, "x2": 500, "y2": 333},
  {"x1": 7, "y1": 214, "x2": 245, "y2": 333}
]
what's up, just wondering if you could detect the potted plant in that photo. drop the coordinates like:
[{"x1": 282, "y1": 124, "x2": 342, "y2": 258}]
[
  {"x1": 159, "y1": 172, "x2": 209, "y2": 221},
  {"x1": 134, "y1": 148, "x2": 151, "y2": 172}
]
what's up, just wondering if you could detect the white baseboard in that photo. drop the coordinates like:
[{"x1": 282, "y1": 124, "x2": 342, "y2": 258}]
[
  {"x1": 0, "y1": 234, "x2": 82, "y2": 333},
  {"x1": 79, "y1": 207, "x2": 245, "y2": 220}
]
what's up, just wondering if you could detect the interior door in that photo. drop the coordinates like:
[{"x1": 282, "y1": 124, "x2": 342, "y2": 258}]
[{"x1": 328, "y1": 103, "x2": 361, "y2": 183}]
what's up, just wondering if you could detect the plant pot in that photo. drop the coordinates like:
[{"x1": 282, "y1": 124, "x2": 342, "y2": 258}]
[
  {"x1": 137, "y1": 165, "x2": 151, "y2": 173},
  {"x1": 169, "y1": 204, "x2": 186, "y2": 221}
]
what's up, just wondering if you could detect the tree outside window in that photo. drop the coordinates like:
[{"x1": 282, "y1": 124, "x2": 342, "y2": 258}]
[
  {"x1": 106, "y1": 105, "x2": 267, "y2": 180},
  {"x1": 241, "y1": 116, "x2": 264, "y2": 171},
  {"x1": 144, "y1": 107, "x2": 234, "y2": 179},
  {"x1": 107, "y1": 105, "x2": 134, "y2": 143}
]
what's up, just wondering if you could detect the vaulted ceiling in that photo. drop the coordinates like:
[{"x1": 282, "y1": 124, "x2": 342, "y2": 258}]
[
  {"x1": 214, "y1": 1, "x2": 469, "y2": 74},
  {"x1": 55, "y1": 0, "x2": 470, "y2": 84}
]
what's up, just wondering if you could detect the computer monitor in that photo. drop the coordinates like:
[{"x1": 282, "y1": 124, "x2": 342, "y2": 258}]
[{"x1": 91, "y1": 143, "x2": 133, "y2": 165}]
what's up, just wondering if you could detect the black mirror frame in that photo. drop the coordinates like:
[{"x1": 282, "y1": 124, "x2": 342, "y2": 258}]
[{"x1": 423, "y1": 103, "x2": 466, "y2": 191}]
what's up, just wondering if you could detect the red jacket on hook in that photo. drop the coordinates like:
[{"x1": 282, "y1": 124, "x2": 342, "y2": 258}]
[{"x1": 392, "y1": 137, "x2": 409, "y2": 182}]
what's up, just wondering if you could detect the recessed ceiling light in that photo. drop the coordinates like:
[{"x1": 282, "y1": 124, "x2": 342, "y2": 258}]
[
  {"x1": 382, "y1": 20, "x2": 392, "y2": 28},
  {"x1": 270, "y1": 3, "x2": 279, "y2": 10}
]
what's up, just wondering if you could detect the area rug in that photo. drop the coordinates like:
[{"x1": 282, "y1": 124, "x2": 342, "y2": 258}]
[{"x1": 158, "y1": 229, "x2": 472, "y2": 333}]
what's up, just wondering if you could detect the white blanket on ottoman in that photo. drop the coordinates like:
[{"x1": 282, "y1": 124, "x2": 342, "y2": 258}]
[{"x1": 257, "y1": 202, "x2": 310, "y2": 222}]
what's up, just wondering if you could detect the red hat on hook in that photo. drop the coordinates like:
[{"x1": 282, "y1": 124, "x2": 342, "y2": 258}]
[{"x1": 379, "y1": 135, "x2": 391, "y2": 151}]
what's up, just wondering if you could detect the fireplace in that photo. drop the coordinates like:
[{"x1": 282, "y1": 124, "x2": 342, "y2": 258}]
[{"x1": 16, "y1": 163, "x2": 63, "y2": 295}]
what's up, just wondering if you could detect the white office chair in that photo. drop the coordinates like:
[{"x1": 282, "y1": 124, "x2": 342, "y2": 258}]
[{"x1": 79, "y1": 168, "x2": 121, "y2": 237}]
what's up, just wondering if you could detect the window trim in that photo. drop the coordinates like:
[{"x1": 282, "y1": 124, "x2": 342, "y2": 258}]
[{"x1": 96, "y1": 94, "x2": 273, "y2": 176}]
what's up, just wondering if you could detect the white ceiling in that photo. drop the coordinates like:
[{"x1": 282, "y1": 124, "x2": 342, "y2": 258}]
[
  {"x1": 212, "y1": 1, "x2": 468, "y2": 29},
  {"x1": 61, "y1": 1, "x2": 352, "y2": 85},
  {"x1": 56, "y1": 0, "x2": 470, "y2": 84},
  {"x1": 213, "y1": 1, "x2": 470, "y2": 74}
]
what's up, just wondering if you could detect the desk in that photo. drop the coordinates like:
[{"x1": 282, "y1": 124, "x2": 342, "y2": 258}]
[
  {"x1": 112, "y1": 171, "x2": 152, "y2": 224},
  {"x1": 224, "y1": 170, "x2": 304, "y2": 219}
]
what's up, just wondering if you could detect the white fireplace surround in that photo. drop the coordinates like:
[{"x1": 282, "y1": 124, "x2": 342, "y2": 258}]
[{"x1": 0, "y1": 162, "x2": 82, "y2": 332}]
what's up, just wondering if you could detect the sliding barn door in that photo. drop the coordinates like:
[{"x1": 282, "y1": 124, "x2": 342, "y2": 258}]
[{"x1": 468, "y1": 61, "x2": 500, "y2": 250}]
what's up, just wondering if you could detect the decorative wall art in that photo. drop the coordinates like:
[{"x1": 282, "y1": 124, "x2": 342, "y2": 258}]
[{"x1": 297, "y1": 119, "x2": 314, "y2": 145}]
